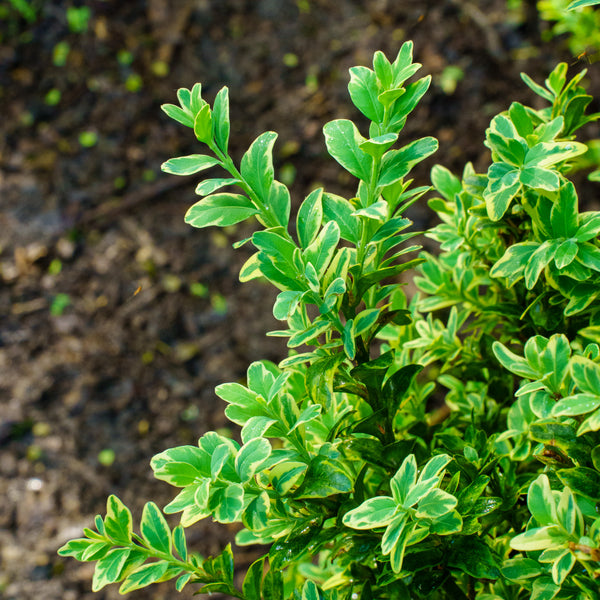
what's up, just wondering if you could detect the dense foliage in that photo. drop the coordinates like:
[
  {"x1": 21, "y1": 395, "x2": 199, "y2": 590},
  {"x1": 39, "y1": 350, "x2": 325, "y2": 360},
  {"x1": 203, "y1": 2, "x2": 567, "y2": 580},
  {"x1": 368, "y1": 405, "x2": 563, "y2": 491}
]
[{"x1": 59, "y1": 33, "x2": 600, "y2": 600}]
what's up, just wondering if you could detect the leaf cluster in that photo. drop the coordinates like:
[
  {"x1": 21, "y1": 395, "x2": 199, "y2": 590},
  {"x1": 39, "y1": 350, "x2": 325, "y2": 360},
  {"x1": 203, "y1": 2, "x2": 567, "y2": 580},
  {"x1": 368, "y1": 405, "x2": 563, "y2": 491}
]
[{"x1": 59, "y1": 41, "x2": 600, "y2": 600}]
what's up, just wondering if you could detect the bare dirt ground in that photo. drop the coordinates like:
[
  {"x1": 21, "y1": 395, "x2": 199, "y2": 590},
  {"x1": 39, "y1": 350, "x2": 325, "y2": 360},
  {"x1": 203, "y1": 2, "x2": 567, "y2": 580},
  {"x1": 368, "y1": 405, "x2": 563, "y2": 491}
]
[{"x1": 1, "y1": 1, "x2": 597, "y2": 598}]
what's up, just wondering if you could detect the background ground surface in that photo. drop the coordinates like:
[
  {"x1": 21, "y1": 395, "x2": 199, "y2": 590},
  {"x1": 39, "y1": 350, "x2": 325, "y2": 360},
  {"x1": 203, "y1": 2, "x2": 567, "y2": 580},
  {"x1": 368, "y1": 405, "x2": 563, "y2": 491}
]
[{"x1": 0, "y1": 1, "x2": 598, "y2": 598}]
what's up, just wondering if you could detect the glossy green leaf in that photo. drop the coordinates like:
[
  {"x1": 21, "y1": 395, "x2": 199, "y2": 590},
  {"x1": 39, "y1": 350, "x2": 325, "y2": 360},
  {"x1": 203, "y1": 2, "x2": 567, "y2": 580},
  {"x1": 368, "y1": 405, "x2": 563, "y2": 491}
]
[
  {"x1": 568, "y1": 0, "x2": 600, "y2": 7},
  {"x1": 524, "y1": 240, "x2": 557, "y2": 289},
  {"x1": 519, "y1": 166, "x2": 560, "y2": 191},
  {"x1": 322, "y1": 193, "x2": 360, "y2": 243},
  {"x1": 447, "y1": 537, "x2": 499, "y2": 579},
  {"x1": 384, "y1": 514, "x2": 412, "y2": 572},
  {"x1": 212, "y1": 86, "x2": 230, "y2": 152},
  {"x1": 554, "y1": 239, "x2": 578, "y2": 269},
  {"x1": 556, "y1": 467, "x2": 600, "y2": 501},
  {"x1": 348, "y1": 66, "x2": 384, "y2": 123},
  {"x1": 268, "y1": 181, "x2": 291, "y2": 228},
  {"x1": 235, "y1": 437, "x2": 271, "y2": 483},
  {"x1": 510, "y1": 525, "x2": 566, "y2": 551},
  {"x1": 501, "y1": 556, "x2": 543, "y2": 582},
  {"x1": 378, "y1": 137, "x2": 438, "y2": 187},
  {"x1": 302, "y1": 579, "x2": 322, "y2": 600},
  {"x1": 195, "y1": 177, "x2": 239, "y2": 196},
  {"x1": 91, "y1": 547, "x2": 131, "y2": 591},
  {"x1": 390, "y1": 454, "x2": 417, "y2": 506},
  {"x1": 210, "y1": 482, "x2": 245, "y2": 523},
  {"x1": 528, "y1": 475, "x2": 557, "y2": 526},
  {"x1": 140, "y1": 502, "x2": 172, "y2": 555},
  {"x1": 342, "y1": 496, "x2": 398, "y2": 529},
  {"x1": 161, "y1": 154, "x2": 221, "y2": 176},
  {"x1": 241, "y1": 131, "x2": 278, "y2": 201},
  {"x1": 185, "y1": 193, "x2": 259, "y2": 228},
  {"x1": 103, "y1": 495, "x2": 133, "y2": 544},
  {"x1": 552, "y1": 393, "x2": 600, "y2": 416},
  {"x1": 570, "y1": 355, "x2": 600, "y2": 394},
  {"x1": 161, "y1": 103, "x2": 194, "y2": 128},
  {"x1": 172, "y1": 525, "x2": 187, "y2": 561},
  {"x1": 303, "y1": 220, "x2": 340, "y2": 277},
  {"x1": 118, "y1": 560, "x2": 170, "y2": 594},
  {"x1": 550, "y1": 182, "x2": 579, "y2": 237},
  {"x1": 242, "y1": 556, "x2": 267, "y2": 600},
  {"x1": 297, "y1": 188, "x2": 323, "y2": 248},
  {"x1": 360, "y1": 133, "x2": 398, "y2": 159},
  {"x1": 294, "y1": 454, "x2": 353, "y2": 498},
  {"x1": 194, "y1": 103, "x2": 212, "y2": 143},
  {"x1": 484, "y1": 162, "x2": 521, "y2": 221},
  {"x1": 431, "y1": 164, "x2": 462, "y2": 201},
  {"x1": 323, "y1": 119, "x2": 372, "y2": 181},
  {"x1": 416, "y1": 488, "x2": 457, "y2": 519}
]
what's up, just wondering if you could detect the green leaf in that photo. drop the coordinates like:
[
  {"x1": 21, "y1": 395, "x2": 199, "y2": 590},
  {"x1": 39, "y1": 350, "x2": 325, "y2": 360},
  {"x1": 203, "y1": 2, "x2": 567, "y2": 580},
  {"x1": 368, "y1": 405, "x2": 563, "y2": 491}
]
[
  {"x1": 140, "y1": 502, "x2": 172, "y2": 555},
  {"x1": 378, "y1": 137, "x2": 438, "y2": 187},
  {"x1": 297, "y1": 188, "x2": 323, "y2": 248},
  {"x1": 194, "y1": 103, "x2": 212, "y2": 143},
  {"x1": 554, "y1": 240, "x2": 578, "y2": 269},
  {"x1": 185, "y1": 194, "x2": 259, "y2": 228},
  {"x1": 448, "y1": 537, "x2": 500, "y2": 579},
  {"x1": 501, "y1": 557, "x2": 543, "y2": 581},
  {"x1": 302, "y1": 580, "x2": 322, "y2": 600},
  {"x1": 323, "y1": 119, "x2": 372, "y2": 181},
  {"x1": 118, "y1": 560, "x2": 170, "y2": 594},
  {"x1": 551, "y1": 182, "x2": 579, "y2": 237},
  {"x1": 383, "y1": 513, "x2": 412, "y2": 572},
  {"x1": 288, "y1": 319, "x2": 330, "y2": 347},
  {"x1": 241, "y1": 131, "x2": 278, "y2": 201},
  {"x1": 524, "y1": 241, "x2": 557, "y2": 289},
  {"x1": 531, "y1": 576, "x2": 560, "y2": 600},
  {"x1": 91, "y1": 547, "x2": 131, "y2": 591},
  {"x1": 431, "y1": 165, "x2": 462, "y2": 201},
  {"x1": 242, "y1": 556, "x2": 267, "y2": 600},
  {"x1": 303, "y1": 220, "x2": 340, "y2": 277},
  {"x1": 353, "y1": 199, "x2": 388, "y2": 221},
  {"x1": 103, "y1": 495, "x2": 133, "y2": 544},
  {"x1": 570, "y1": 355, "x2": 600, "y2": 394},
  {"x1": 416, "y1": 488, "x2": 457, "y2": 519},
  {"x1": 556, "y1": 467, "x2": 600, "y2": 502},
  {"x1": 195, "y1": 177, "x2": 239, "y2": 196},
  {"x1": 525, "y1": 141, "x2": 587, "y2": 168},
  {"x1": 268, "y1": 180, "x2": 291, "y2": 228},
  {"x1": 342, "y1": 496, "x2": 398, "y2": 529},
  {"x1": 348, "y1": 66, "x2": 384, "y2": 123},
  {"x1": 552, "y1": 550, "x2": 576, "y2": 585},
  {"x1": 490, "y1": 242, "x2": 538, "y2": 284},
  {"x1": 509, "y1": 526, "x2": 566, "y2": 551},
  {"x1": 484, "y1": 162, "x2": 521, "y2": 221},
  {"x1": 161, "y1": 154, "x2": 221, "y2": 176},
  {"x1": 322, "y1": 193, "x2": 360, "y2": 243},
  {"x1": 212, "y1": 86, "x2": 230, "y2": 153},
  {"x1": 172, "y1": 525, "x2": 187, "y2": 561},
  {"x1": 568, "y1": 0, "x2": 600, "y2": 7},
  {"x1": 294, "y1": 454, "x2": 353, "y2": 498},
  {"x1": 210, "y1": 482, "x2": 245, "y2": 522},
  {"x1": 519, "y1": 166, "x2": 560, "y2": 191},
  {"x1": 527, "y1": 475, "x2": 557, "y2": 526},
  {"x1": 552, "y1": 393, "x2": 600, "y2": 416},
  {"x1": 161, "y1": 103, "x2": 194, "y2": 128},
  {"x1": 235, "y1": 437, "x2": 271, "y2": 483},
  {"x1": 360, "y1": 133, "x2": 398, "y2": 159},
  {"x1": 428, "y1": 510, "x2": 463, "y2": 535},
  {"x1": 57, "y1": 538, "x2": 105, "y2": 561},
  {"x1": 390, "y1": 454, "x2": 417, "y2": 506},
  {"x1": 520, "y1": 72, "x2": 554, "y2": 102}
]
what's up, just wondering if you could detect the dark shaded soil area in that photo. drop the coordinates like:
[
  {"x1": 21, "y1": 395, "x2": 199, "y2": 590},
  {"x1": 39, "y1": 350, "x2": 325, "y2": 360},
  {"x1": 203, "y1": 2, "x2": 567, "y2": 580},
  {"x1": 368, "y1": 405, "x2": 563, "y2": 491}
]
[{"x1": 0, "y1": 1, "x2": 597, "y2": 598}]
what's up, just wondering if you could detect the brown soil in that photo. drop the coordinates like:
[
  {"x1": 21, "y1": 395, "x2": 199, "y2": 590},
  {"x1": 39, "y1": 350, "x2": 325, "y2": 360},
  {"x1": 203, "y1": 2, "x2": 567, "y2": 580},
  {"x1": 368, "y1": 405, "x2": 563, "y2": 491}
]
[{"x1": 0, "y1": 1, "x2": 597, "y2": 599}]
